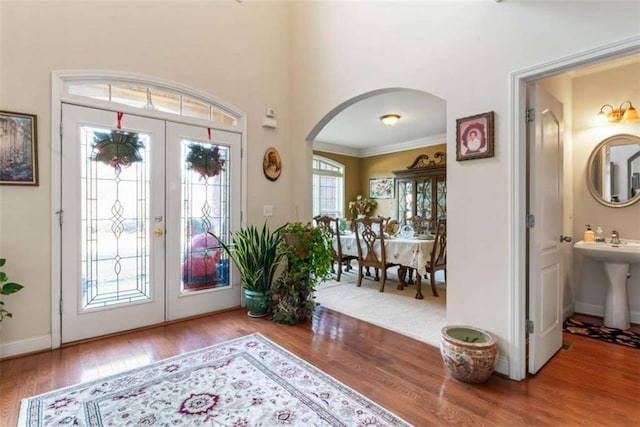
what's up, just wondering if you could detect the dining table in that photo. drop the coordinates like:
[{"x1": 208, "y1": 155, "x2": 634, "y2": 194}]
[{"x1": 334, "y1": 231, "x2": 435, "y2": 299}]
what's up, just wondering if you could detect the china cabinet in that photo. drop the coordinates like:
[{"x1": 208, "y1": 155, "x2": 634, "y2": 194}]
[{"x1": 393, "y1": 153, "x2": 446, "y2": 230}]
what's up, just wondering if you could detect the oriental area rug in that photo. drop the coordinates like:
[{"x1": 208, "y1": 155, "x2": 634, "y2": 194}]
[
  {"x1": 563, "y1": 318, "x2": 640, "y2": 349},
  {"x1": 18, "y1": 333, "x2": 411, "y2": 427}
]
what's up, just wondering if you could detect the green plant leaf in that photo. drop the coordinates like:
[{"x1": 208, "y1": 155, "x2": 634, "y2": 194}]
[
  {"x1": 1, "y1": 282, "x2": 24, "y2": 295},
  {"x1": 0, "y1": 272, "x2": 7, "y2": 282},
  {"x1": 0, "y1": 258, "x2": 6, "y2": 267}
]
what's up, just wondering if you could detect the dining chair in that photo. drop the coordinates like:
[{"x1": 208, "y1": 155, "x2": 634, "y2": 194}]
[
  {"x1": 313, "y1": 215, "x2": 357, "y2": 282},
  {"x1": 353, "y1": 216, "x2": 399, "y2": 292},
  {"x1": 424, "y1": 218, "x2": 447, "y2": 297},
  {"x1": 403, "y1": 216, "x2": 430, "y2": 284}
]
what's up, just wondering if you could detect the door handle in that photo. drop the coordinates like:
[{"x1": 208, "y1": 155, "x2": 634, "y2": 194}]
[
  {"x1": 560, "y1": 235, "x2": 572, "y2": 243},
  {"x1": 155, "y1": 227, "x2": 165, "y2": 237}
]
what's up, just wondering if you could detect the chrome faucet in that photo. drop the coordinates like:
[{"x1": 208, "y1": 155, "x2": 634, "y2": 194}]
[{"x1": 611, "y1": 230, "x2": 621, "y2": 244}]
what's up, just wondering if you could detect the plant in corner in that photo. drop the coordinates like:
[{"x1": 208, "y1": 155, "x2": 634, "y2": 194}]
[
  {"x1": 0, "y1": 258, "x2": 24, "y2": 322},
  {"x1": 271, "y1": 222, "x2": 332, "y2": 325},
  {"x1": 208, "y1": 222, "x2": 285, "y2": 317}
]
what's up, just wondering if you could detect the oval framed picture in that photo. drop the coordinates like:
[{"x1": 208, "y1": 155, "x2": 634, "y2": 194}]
[{"x1": 263, "y1": 147, "x2": 282, "y2": 181}]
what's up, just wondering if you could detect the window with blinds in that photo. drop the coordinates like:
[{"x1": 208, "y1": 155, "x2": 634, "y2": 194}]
[{"x1": 312, "y1": 156, "x2": 344, "y2": 218}]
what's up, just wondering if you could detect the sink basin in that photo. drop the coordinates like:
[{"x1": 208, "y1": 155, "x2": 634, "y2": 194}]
[
  {"x1": 574, "y1": 239, "x2": 640, "y2": 330},
  {"x1": 574, "y1": 240, "x2": 640, "y2": 264}
]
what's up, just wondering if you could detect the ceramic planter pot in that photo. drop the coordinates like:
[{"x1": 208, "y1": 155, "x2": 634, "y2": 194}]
[
  {"x1": 440, "y1": 325, "x2": 498, "y2": 383},
  {"x1": 244, "y1": 289, "x2": 269, "y2": 318}
]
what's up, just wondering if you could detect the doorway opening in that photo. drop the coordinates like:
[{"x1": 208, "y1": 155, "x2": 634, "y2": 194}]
[
  {"x1": 511, "y1": 36, "x2": 640, "y2": 380},
  {"x1": 51, "y1": 72, "x2": 247, "y2": 347}
]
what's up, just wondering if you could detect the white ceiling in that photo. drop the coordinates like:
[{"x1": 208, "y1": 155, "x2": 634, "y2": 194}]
[{"x1": 313, "y1": 90, "x2": 446, "y2": 157}]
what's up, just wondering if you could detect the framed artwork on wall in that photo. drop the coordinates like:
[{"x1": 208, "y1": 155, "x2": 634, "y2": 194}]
[
  {"x1": 0, "y1": 110, "x2": 38, "y2": 186},
  {"x1": 263, "y1": 147, "x2": 282, "y2": 181},
  {"x1": 456, "y1": 111, "x2": 495, "y2": 161},
  {"x1": 369, "y1": 178, "x2": 394, "y2": 199}
]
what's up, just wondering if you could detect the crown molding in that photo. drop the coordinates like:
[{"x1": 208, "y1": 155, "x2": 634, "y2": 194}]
[{"x1": 313, "y1": 133, "x2": 446, "y2": 158}]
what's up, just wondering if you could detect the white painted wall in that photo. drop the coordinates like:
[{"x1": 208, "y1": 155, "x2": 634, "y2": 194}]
[
  {"x1": 572, "y1": 62, "x2": 640, "y2": 323},
  {"x1": 1, "y1": 1, "x2": 640, "y2": 376},
  {"x1": 289, "y1": 1, "x2": 640, "y2": 374},
  {"x1": 0, "y1": 2, "x2": 293, "y2": 351}
]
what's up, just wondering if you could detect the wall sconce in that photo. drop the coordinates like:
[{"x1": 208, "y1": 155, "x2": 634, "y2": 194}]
[
  {"x1": 380, "y1": 114, "x2": 401, "y2": 126},
  {"x1": 596, "y1": 101, "x2": 640, "y2": 124}
]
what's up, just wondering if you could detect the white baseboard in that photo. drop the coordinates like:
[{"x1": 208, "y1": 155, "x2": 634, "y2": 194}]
[
  {"x1": 495, "y1": 353, "x2": 509, "y2": 377},
  {"x1": 574, "y1": 302, "x2": 640, "y2": 325},
  {"x1": 563, "y1": 303, "x2": 574, "y2": 322},
  {"x1": 1, "y1": 334, "x2": 51, "y2": 359}
]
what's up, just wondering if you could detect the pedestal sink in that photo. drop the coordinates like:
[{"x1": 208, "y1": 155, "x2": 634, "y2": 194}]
[{"x1": 574, "y1": 240, "x2": 640, "y2": 330}]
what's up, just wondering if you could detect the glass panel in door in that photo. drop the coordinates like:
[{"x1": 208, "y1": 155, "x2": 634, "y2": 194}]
[
  {"x1": 165, "y1": 123, "x2": 242, "y2": 320},
  {"x1": 61, "y1": 104, "x2": 165, "y2": 343}
]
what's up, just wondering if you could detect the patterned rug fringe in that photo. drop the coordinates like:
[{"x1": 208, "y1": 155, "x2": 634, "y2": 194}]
[{"x1": 563, "y1": 318, "x2": 640, "y2": 349}]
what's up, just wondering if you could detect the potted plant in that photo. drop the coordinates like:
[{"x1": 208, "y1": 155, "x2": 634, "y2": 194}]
[
  {"x1": 0, "y1": 258, "x2": 24, "y2": 322},
  {"x1": 271, "y1": 222, "x2": 332, "y2": 324},
  {"x1": 209, "y1": 222, "x2": 284, "y2": 317}
]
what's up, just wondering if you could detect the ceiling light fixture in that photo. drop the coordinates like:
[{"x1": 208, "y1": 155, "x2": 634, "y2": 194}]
[
  {"x1": 380, "y1": 114, "x2": 401, "y2": 126},
  {"x1": 596, "y1": 100, "x2": 640, "y2": 124}
]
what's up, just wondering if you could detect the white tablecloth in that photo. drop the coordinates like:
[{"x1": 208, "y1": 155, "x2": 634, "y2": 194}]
[{"x1": 335, "y1": 233, "x2": 434, "y2": 274}]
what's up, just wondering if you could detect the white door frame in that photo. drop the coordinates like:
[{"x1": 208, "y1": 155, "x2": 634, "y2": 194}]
[
  {"x1": 51, "y1": 70, "x2": 248, "y2": 349},
  {"x1": 508, "y1": 35, "x2": 640, "y2": 380}
]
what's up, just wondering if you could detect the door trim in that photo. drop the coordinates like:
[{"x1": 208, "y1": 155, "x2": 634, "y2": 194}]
[
  {"x1": 508, "y1": 35, "x2": 640, "y2": 380},
  {"x1": 51, "y1": 71, "x2": 248, "y2": 349}
]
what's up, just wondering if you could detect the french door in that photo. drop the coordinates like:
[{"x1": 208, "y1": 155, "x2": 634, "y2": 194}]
[{"x1": 61, "y1": 104, "x2": 241, "y2": 343}]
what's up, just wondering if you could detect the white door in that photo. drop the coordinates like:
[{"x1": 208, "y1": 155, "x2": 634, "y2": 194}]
[
  {"x1": 528, "y1": 83, "x2": 565, "y2": 374},
  {"x1": 165, "y1": 122, "x2": 241, "y2": 320},
  {"x1": 61, "y1": 104, "x2": 241, "y2": 343}
]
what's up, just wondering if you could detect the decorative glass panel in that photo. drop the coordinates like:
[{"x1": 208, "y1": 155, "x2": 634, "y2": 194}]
[
  {"x1": 180, "y1": 140, "x2": 230, "y2": 292},
  {"x1": 182, "y1": 98, "x2": 210, "y2": 120},
  {"x1": 437, "y1": 178, "x2": 447, "y2": 219},
  {"x1": 81, "y1": 126, "x2": 151, "y2": 310},
  {"x1": 397, "y1": 180, "x2": 412, "y2": 223},
  {"x1": 111, "y1": 85, "x2": 147, "y2": 108},
  {"x1": 65, "y1": 82, "x2": 238, "y2": 126},
  {"x1": 150, "y1": 89, "x2": 180, "y2": 114},
  {"x1": 416, "y1": 179, "x2": 432, "y2": 219},
  {"x1": 68, "y1": 83, "x2": 109, "y2": 101}
]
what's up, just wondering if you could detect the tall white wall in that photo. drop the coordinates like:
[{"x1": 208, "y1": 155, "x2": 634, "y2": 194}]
[
  {"x1": 289, "y1": 1, "x2": 640, "y2": 374},
  {"x1": 0, "y1": 2, "x2": 293, "y2": 349},
  {"x1": 1, "y1": 1, "x2": 639, "y2": 376},
  {"x1": 572, "y1": 63, "x2": 640, "y2": 322}
]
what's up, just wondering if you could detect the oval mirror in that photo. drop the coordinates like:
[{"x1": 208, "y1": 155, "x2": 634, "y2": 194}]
[{"x1": 587, "y1": 133, "x2": 640, "y2": 208}]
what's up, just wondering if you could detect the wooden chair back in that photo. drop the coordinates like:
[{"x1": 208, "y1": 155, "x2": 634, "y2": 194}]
[
  {"x1": 354, "y1": 216, "x2": 397, "y2": 291},
  {"x1": 425, "y1": 217, "x2": 447, "y2": 297}
]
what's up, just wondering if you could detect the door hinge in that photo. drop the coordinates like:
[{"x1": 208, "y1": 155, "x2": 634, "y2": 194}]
[
  {"x1": 526, "y1": 214, "x2": 535, "y2": 229},
  {"x1": 527, "y1": 320, "x2": 534, "y2": 334},
  {"x1": 526, "y1": 108, "x2": 535, "y2": 123},
  {"x1": 56, "y1": 209, "x2": 64, "y2": 226},
  {"x1": 59, "y1": 299, "x2": 63, "y2": 315},
  {"x1": 59, "y1": 122, "x2": 63, "y2": 137}
]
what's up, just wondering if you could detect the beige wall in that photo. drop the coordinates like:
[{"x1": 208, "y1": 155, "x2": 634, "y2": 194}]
[
  {"x1": 0, "y1": 2, "x2": 293, "y2": 348},
  {"x1": 1, "y1": 0, "x2": 639, "y2": 376},
  {"x1": 315, "y1": 144, "x2": 446, "y2": 218},
  {"x1": 290, "y1": 1, "x2": 640, "y2": 375},
  {"x1": 361, "y1": 145, "x2": 447, "y2": 218}
]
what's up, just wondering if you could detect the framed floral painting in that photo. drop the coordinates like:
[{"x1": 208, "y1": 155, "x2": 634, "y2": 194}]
[
  {"x1": 456, "y1": 111, "x2": 495, "y2": 161},
  {"x1": 0, "y1": 110, "x2": 38, "y2": 186},
  {"x1": 369, "y1": 178, "x2": 394, "y2": 199}
]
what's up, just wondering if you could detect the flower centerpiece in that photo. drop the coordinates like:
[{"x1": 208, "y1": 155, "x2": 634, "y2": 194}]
[{"x1": 348, "y1": 195, "x2": 377, "y2": 218}]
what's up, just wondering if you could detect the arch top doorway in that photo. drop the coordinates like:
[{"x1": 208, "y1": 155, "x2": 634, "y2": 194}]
[{"x1": 51, "y1": 71, "x2": 248, "y2": 347}]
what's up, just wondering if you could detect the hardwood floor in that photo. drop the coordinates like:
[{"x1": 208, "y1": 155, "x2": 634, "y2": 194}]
[{"x1": 1, "y1": 307, "x2": 639, "y2": 426}]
